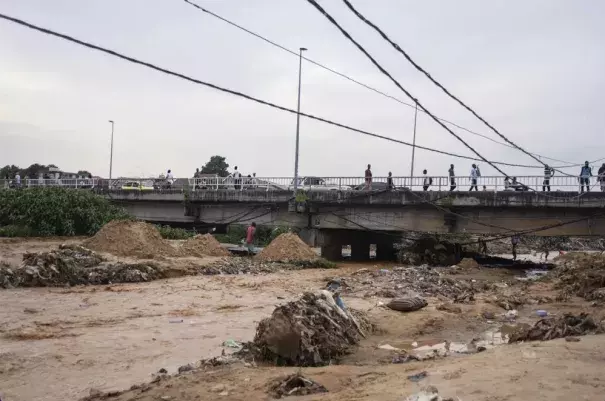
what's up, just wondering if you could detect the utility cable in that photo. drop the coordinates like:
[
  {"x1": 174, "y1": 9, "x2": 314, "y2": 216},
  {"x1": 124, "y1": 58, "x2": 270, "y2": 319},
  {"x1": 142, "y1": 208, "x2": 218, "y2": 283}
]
[
  {"x1": 305, "y1": 0, "x2": 509, "y2": 177},
  {"x1": 0, "y1": 12, "x2": 550, "y2": 169},
  {"x1": 183, "y1": 0, "x2": 591, "y2": 169},
  {"x1": 340, "y1": 0, "x2": 578, "y2": 174}
]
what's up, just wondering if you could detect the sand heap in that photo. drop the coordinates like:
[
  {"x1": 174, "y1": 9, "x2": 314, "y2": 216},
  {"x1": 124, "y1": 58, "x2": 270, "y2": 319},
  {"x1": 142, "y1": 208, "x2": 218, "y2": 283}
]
[
  {"x1": 84, "y1": 220, "x2": 177, "y2": 258},
  {"x1": 456, "y1": 257, "x2": 480, "y2": 269},
  {"x1": 246, "y1": 290, "x2": 371, "y2": 366},
  {"x1": 255, "y1": 233, "x2": 318, "y2": 263},
  {"x1": 180, "y1": 234, "x2": 230, "y2": 257}
]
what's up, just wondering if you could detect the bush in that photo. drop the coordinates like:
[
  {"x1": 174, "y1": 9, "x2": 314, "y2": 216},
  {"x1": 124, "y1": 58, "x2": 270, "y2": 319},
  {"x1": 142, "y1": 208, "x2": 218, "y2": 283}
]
[
  {"x1": 0, "y1": 187, "x2": 130, "y2": 237},
  {"x1": 156, "y1": 225, "x2": 194, "y2": 240}
]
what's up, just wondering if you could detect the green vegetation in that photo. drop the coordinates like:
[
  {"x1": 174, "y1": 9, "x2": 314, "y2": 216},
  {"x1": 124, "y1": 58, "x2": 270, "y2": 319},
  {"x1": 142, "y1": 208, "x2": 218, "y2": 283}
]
[
  {"x1": 214, "y1": 225, "x2": 297, "y2": 246},
  {"x1": 0, "y1": 187, "x2": 129, "y2": 237},
  {"x1": 156, "y1": 225, "x2": 195, "y2": 240},
  {"x1": 199, "y1": 155, "x2": 230, "y2": 177}
]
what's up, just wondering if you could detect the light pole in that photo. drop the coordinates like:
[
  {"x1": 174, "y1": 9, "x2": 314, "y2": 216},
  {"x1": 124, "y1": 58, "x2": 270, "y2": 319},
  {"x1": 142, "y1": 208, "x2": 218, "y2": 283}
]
[
  {"x1": 108, "y1": 120, "x2": 114, "y2": 180},
  {"x1": 293, "y1": 47, "x2": 307, "y2": 194},
  {"x1": 410, "y1": 103, "x2": 418, "y2": 178}
]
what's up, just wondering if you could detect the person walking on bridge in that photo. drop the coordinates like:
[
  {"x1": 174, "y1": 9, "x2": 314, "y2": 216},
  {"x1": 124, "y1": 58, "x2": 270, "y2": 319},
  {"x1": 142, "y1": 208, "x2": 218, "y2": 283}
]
[
  {"x1": 469, "y1": 164, "x2": 480, "y2": 191},
  {"x1": 579, "y1": 161, "x2": 592, "y2": 193},
  {"x1": 448, "y1": 164, "x2": 456, "y2": 191},
  {"x1": 543, "y1": 164, "x2": 554, "y2": 192},
  {"x1": 422, "y1": 169, "x2": 432, "y2": 191},
  {"x1": 364, "y1": 164, "x2": 372, "y2": 191},
  {"x1": 386, "y1": 172, "x2": 394, "y2": 191},
  {"x1": 598, "y1": 163, "x2": 605, "y2": 192}
]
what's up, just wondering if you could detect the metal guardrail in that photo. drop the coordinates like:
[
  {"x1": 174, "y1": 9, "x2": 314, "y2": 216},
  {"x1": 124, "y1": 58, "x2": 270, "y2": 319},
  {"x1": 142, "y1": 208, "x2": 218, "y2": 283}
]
[{"x1": 1, "y1": 175, "x2": 603, "y2": 193}]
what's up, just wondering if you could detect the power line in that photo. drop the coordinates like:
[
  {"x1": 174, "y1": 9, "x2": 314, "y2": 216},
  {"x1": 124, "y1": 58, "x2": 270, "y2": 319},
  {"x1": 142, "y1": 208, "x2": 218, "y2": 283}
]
[
  {"x1": 0, "y1": 12, "x2": 550, "y2": 169},
  {"x1": 183, "y1": 0, "x2": 588, "y2": 169},
  {"x1": 341, "y1": 0, "x2": 552, "y2": 170},
  {"x1": 305, "y1": 0, "x2": 511, "y2": 177}
]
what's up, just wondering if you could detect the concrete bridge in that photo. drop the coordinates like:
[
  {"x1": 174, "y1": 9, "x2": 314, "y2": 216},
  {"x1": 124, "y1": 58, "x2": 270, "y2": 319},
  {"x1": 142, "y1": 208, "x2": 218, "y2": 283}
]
[{"x1": 105, "y1": 186, "x2": 605, "y2": 259}]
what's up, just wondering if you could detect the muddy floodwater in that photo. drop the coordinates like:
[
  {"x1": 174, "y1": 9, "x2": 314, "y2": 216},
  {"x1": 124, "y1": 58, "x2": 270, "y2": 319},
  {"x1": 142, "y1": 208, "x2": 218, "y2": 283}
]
[{"x1": 1, "y1": 238, "x2": 604, "y2": 401}]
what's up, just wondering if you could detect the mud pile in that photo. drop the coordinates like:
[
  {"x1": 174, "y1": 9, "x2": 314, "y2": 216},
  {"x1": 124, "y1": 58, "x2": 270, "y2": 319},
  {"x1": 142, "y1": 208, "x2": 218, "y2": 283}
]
[
  {"x1": 246, "y1": 291, "x2": 371, "y2": 366},
  {"x1": 84, "y1": 220, "x2": 177, "y2": 258},
  {"x1": 509, "y1": 313, "x2": 604, "y2": 342},
  {"x1": 0, "y1": 244, "x2": 173, "y2": 288},
  {"x1": 456, "y1": 257, "x2": 480, "y2": 269},
  {"x1": 346, "y1": 266, "x2": 477, "y2": 301},
  {"x1": 552, "y1": 253, "x2": 605, "y2": 301},
  {"x1": 180, "y1": 234, "x2": 230, "y2": 257},
  {"x1": 255, "y1": 233, "x2": 319, "y2": 263}
]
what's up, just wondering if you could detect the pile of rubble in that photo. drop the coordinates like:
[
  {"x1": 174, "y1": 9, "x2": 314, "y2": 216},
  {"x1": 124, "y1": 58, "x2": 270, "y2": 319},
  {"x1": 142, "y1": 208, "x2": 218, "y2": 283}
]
[
  {"x1": 180, "y1": 234, "x2": 230, "y2": 257},
  {"x1": 0, "y1": 244, "x2": 171, "y2": 288},
  {"x1": 255, "y1": 233, "x2": 319, "y2": 263},
  {"x1": 552, "y1": 253, "x2": 605, "y2": 301},
  {"x1": 243, "y1": 291, "x2": 371, "y2": 366},
  {"x1": 84, "y1": 220, "x2": 177, "y2": 258},
  {"x1": 509, "y1": 313, "x2": 604, "y2": 342},
  {"x1": 267, "y1": 373, "x2": 328, "y2": 398},
  {"x1": 345, "y1": 266, "x2": 477, "y2": 302},
  {"x1": 397, "y1": 235, "x2": 464, "y2": 266}
]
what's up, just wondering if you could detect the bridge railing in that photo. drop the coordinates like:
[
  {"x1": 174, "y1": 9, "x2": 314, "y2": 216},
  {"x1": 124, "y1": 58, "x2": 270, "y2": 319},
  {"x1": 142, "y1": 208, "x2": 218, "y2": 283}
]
[{"x1": 1, "y1": 175, "x2": 601, "y2": 193}]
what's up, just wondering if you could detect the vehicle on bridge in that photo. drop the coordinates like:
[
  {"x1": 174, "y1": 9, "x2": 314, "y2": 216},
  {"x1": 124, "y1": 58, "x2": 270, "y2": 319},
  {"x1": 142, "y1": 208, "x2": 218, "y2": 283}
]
[
  {"x1": 121, "y1": 181, "x2": 154, "y2": 191},
  {"x1": 289, "y1": 176, "x2": 350, "y2": 192}
]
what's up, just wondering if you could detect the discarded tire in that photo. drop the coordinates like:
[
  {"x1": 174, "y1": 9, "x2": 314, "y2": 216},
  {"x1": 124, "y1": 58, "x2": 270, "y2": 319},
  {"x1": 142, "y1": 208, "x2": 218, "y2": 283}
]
[{"x1": 387, "y1": 297, "x2": 428, "y2": 312}]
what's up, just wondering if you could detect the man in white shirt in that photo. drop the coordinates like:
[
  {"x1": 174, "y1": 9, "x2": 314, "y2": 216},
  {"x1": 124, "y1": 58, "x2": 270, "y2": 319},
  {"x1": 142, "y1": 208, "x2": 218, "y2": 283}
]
[
  {"x1": 14, "y1": 173, "x2": 21, "y2": 187},
  {"x1": 469, "y1": 164, "x2": 479, "y2": 191},
  {"x1": 166, "y1": 170, "x2": 174, "y2": 186},
  {"x1": 422, "y1": 169, "x2": 432, "y2": 191},
  {"x1": 233, "y1": 166, "x2": 242, "y2": 190}
]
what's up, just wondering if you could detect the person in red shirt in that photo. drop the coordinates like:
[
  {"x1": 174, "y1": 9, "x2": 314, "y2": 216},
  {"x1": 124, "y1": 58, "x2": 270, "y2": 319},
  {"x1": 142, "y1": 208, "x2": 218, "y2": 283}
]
[{"x1": 246, "y1": 222, "x2": 256, "y2": 254}]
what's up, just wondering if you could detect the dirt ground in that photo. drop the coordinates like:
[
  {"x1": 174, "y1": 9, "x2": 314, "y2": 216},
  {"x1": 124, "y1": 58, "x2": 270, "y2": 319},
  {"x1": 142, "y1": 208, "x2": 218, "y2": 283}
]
[{"x1": 1, "y1": 239, "x2": 604, "y2": 401}]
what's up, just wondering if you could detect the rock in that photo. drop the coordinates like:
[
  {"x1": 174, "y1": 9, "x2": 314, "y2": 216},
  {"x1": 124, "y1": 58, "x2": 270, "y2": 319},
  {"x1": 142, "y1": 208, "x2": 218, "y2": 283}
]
[
  {"x1": 211, "y1": 384, "x2": 227, "y2": 393},
  {"x1": 482, "y1": 311, "x2": 496, "y2": 320},
  {"x1": 158, "y1": 368, "x2": 167, "y2": 374},
  {"x1": 177, "y1": 364, "x2": 194, "y2": 373}
]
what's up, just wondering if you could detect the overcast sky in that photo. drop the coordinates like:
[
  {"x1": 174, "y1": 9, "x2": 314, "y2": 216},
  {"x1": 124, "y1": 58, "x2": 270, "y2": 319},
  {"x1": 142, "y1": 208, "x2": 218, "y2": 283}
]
[{"x1": 1, "y1": 0, "x2": 603, "y2": 179}]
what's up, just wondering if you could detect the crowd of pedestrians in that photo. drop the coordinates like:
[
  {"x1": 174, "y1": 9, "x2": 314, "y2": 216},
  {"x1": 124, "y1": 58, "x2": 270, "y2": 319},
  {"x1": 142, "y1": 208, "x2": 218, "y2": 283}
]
[{"x1": 361, "y1": 161, "x2": 605, "y2": 193}]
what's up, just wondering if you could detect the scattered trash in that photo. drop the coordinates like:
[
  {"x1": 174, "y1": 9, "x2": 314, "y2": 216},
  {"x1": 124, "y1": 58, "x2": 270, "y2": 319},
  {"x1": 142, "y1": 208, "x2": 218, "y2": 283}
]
[
  {"x1": 23, "y1": 308, "x2": 39, "y2": 314},
  {"x1": 242, "y1": 290, "x2": 371, "y2": 366},
  {"x1": 378, "y1": 344, "x2": 400, "y2": 351},
  {"x1": 411, "y1": 341, "x2": 418, "y2": 348},
  {"x1": 169, "y1": 319, "x2": 183, "y2": 324},
  {"x1": 553, "y1": 253, "x2": 605, "y2": 301},
  {"x1": 565, "y1": 336, "x2": 581, "y2": 342},
  {"x1": 392, "y1": 352, "x2": 421, "y2": 364},
  {"x1": 223, "y1": 339, "x2": 242, "y2": 349},
  {"x1": 482, "y1": 311, "x2": 496, "y2": 320},
  {"x1": 334, "y1": 295, "x2": 346, "y2": 310},
  {"x1": 387, "y1": 297, "x2": 428, "y2": 312},
  {"x1": 505, "y1": 309, "x2": 518, "y2": 321},
  {"x1": 267, "y1": 373, "x2": 328, "y2": 398},
  {"x1": 509, "y1": 313, "x2": 604, "y2": 342},
  {"x1": 536, "y1": 310, "x2": 548, "y2": 317},
  {"x1": 404, "y1": 385, "x2": 458, "y2": 401},
  {"x1": 436, "y1": 303, "x2": 462, "y2": 314},
  {"x1": 378, "y1": 268, "x2": 390, "y2": 275},
  {"x1": 407, "y1": 371, "x2": 428, "y2": 382},
  {"x1": 177, "y1": 363, "x2": 194, "y2": 373}
]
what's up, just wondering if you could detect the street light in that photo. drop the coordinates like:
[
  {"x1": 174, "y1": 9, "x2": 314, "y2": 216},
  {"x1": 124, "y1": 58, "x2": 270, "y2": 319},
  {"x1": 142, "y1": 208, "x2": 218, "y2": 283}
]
[
  {"x1": 293, "y1": 47, "x2": 307, "y2": 194},
  {"x1": 108, "y1": 120, "x2": 114, "y2": 180}
]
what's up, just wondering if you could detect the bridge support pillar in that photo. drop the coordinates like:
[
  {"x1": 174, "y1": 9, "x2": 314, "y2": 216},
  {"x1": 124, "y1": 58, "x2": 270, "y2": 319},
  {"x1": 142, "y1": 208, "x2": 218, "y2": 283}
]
[
  {"x1": 321, "y1": 244, "x2": 342, "y2": 261},
  {"x1": 351, "y1": 241, "x2": 370, "y2": 261}
]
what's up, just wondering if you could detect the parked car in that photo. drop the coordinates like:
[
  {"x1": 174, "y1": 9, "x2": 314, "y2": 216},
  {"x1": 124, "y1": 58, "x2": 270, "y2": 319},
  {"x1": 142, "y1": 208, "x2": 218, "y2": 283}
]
[
  {"x1": 121, "y1": 181, "x2": 154, "y2": 191},
  {"x1": 288, "y1": 177, "x2": 350, "y2": 192}
]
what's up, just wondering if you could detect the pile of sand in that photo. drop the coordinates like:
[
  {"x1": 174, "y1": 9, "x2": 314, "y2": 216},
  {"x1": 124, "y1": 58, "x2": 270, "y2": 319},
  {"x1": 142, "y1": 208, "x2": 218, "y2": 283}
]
[
  {"x1": 255, "y1": 233, "x2": 318, "y2": 263},
  {"x1": 180, "y1": 234, "x2": 230, "y2": 257},
  {"x1": 456, "y1": 257, "x2": 480, "y2": 269},
  {"x1": 84, "y1": 220, "x2": 177, "y2": 258}
]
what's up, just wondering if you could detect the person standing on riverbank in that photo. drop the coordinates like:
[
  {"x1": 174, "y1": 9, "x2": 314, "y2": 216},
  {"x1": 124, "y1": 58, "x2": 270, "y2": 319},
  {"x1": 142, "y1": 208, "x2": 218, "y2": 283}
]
[{"x1": 246, "y1": 222, "x2": 256, "y2": 255}]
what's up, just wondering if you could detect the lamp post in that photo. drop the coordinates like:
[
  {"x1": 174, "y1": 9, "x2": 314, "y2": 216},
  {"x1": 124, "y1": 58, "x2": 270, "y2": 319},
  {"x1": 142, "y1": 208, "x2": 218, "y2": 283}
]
[
  {"x1": 108, "y1": 120, "x2": 114, "y2": 180},
  {"x1": 410, "y1": 103, "x2": 418, "y2": 178},
  {"x1": 293, "y1": 47, "x2": 307, "y2": 194}
]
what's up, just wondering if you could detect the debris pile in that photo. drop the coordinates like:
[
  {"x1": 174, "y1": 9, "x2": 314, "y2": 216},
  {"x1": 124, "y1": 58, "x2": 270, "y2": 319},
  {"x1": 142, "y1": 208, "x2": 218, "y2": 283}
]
[
  {"x1": 180, "y1": 234, "x2": 230, "y2": 257},
  {"x1": 267, "y1": 373, "x2": 328, "y2": 398},
  {"x1": 345, "y1": 266, "x2": 476, "y2": 301},
  {"x1": 84, "y1": 220, "x2": 177, "y2": 258},
  {"x1": 247, "y1": 290, "x2": 371, "y2": 366},
  {"x1": 387, "y1": 297, "x2": 428, "y2": 312},
  {"x1": 552, "y1": 253, "x2": 605, "y2": 301},
  {"x1": 255, "y1": 233, "x2": 319, "y2": 263},
  {"x1": 198, "y1": 258, "x2": 298, "y2": 275},
  {"x1": 398, "y1": 235, "x2": 463, "y2": 266},
  {"x1": 509, "y1": 313, "x2": 604, "y2": 342},
  {"x1": 0, "y1": 244, "x2": 172, "y2": 288},
  {"x1": 404, "y1": 385, "x2": 458, "y2": 401}
]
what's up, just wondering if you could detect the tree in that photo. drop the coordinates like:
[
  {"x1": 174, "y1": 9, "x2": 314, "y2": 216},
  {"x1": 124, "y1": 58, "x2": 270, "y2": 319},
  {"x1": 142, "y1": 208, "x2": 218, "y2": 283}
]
[
  {"x1": 200, "y1": 155, "x2": 230, "y2": 177},
  {"x1": 77, "y1": 170, "x2": 92, "y2": 177},
  {"x1": 0, "y1": 165, "x2": 21, "y2": 179}
]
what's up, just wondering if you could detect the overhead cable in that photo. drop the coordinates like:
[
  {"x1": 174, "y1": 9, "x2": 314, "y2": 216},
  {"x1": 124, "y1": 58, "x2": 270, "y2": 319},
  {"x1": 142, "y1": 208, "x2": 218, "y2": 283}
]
[
  {"x1": 340, "y1": 0, "x2": 575, "y2": 173},
  {"x1": 0, "y1": 12, "x2": 549, "y2": 169},
  {"x1": 183, "y1": 0, "x2": 587, "y2": 169},
  {"x1": 305, "y1": 0, "x2": 509, "y2": 176}
]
